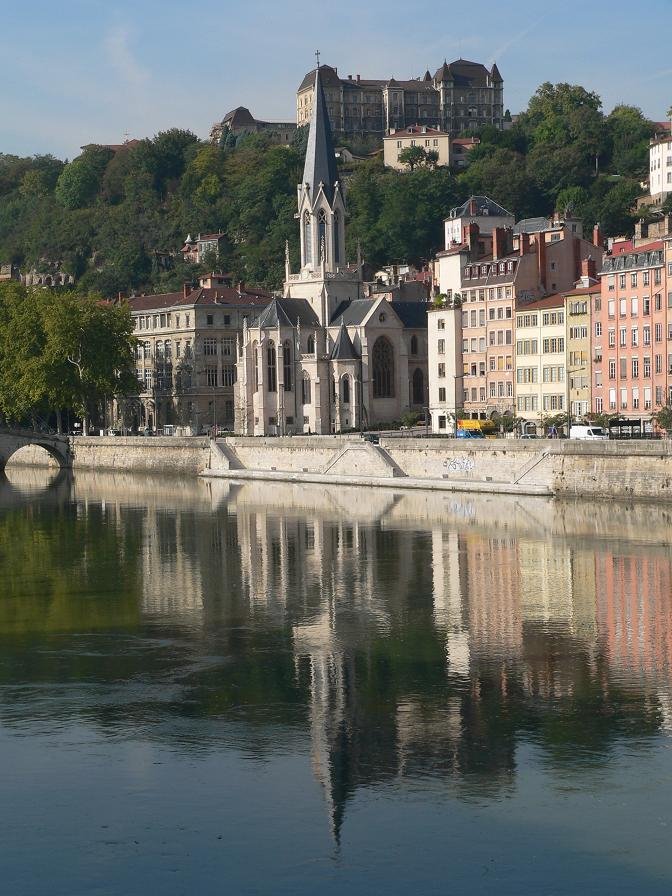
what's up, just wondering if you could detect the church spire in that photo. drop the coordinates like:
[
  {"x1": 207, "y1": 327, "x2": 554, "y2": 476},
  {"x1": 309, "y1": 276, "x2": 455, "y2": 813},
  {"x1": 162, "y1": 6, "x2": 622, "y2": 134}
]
[{"x1": 303, "y1": 65, "x2": 339, "y2": 203}]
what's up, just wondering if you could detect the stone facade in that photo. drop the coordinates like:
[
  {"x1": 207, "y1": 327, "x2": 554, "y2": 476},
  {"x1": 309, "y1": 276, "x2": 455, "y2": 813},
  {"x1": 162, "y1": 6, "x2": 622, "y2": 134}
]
[
  {"x1": 119, "y1": 277, "x2": 271, "y2": 434},
  {"x1": 235, "y1": 67, "x2": 428, "y2": 436},
  {"x1": 297, "y1": 60, "x2": 504, "y2": 139}
]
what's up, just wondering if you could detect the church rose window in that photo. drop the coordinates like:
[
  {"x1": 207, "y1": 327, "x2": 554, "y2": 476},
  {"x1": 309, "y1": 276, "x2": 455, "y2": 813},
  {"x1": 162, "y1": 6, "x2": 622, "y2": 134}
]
[
  {"x1": 267, "y1": 341, "x2": 277, "y2": 392},
  {"x1": 372, "y1": 337, "x2": 395, "y2": 398}
]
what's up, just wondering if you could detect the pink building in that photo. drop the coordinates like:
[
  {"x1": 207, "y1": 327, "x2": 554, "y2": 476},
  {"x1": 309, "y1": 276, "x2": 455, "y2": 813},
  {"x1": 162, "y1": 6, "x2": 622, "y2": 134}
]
[{"x1": 592, "y1": 241, "x2": 668, "y2": 425}]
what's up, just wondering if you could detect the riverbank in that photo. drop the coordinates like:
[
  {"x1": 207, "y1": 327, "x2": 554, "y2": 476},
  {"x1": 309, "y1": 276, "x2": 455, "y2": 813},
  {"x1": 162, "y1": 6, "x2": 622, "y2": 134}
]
[{"x1": 9, "y1": 435, "x2": 672, "y2": 502}]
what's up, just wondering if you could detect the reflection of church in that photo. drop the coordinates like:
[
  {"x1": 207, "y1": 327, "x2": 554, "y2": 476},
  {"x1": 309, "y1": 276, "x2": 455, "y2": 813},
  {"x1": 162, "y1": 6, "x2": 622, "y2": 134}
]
[{"x1": 235, "y1": 67, "x2": 428, "y2": 435}]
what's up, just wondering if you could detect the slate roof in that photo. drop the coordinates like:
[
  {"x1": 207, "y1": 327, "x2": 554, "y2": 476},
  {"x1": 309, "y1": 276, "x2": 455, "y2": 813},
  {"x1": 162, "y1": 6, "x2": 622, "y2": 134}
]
[
  {"x1": 329, "y1": 322, "x2": 360, "y2": 359},
  {"x1": 389, "y1": 302, "x2": 429, "y2": 329},
  {"x1": 448, "y1": 195, "x2": 514, "y2": 220},
  {"x1": 127, "y1": 286, "x2": 271, "y2": 313},
  {"x1": 434, "y1": 59, "x2": 497, "y2": 88},
  {"x1": 257, "y1": 297, "x2": 320, "y2": 329},
  {"x1": 330, "y1": 299, "x2": 375, "y2": 325},
  {"x1": 513, "y1": 217, "x2": 555, "y2": 235},
  {"x1": 303, "y1": 67, "x2": 339, "y2": 203}
]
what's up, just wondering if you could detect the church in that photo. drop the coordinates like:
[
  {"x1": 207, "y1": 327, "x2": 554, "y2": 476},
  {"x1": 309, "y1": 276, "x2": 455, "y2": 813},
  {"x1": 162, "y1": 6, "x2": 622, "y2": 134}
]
[{"x1": 235, "y1": 67, "x2": 428, "y2": 436}]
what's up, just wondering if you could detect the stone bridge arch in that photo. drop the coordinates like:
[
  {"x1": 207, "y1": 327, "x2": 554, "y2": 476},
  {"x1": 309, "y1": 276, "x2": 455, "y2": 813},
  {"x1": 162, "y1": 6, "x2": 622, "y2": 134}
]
[{"x1": 0, "y1": 428, "x2": 71, "y2": 471}]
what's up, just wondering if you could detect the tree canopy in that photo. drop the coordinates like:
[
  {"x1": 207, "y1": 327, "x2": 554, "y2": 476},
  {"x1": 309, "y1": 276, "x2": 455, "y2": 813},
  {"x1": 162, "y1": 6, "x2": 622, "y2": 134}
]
[
  {"x1": 0, "y1": 82, "x2": 657, "y2": 295},
  {"x1": 0, "y1": 282, "x2": 136, "y2": 431}
]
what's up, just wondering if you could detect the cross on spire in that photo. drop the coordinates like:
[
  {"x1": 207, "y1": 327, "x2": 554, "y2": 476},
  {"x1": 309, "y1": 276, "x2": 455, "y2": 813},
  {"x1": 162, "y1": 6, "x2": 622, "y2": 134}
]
[{"x1": 315, "y1": 49, "x2": 320, "y2": 69}]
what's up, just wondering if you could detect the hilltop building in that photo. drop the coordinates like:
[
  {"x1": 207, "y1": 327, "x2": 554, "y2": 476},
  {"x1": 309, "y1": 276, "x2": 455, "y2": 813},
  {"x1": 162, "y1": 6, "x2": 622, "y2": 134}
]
[
  {"x1": 297, "y1": 59, "x2": 504, "y2": 140},
  {"x1": 210, "y1": 107, "x2": 296, "y2": 145},
  {"x1": 235, "y1": 66, "x2": 428, "y2": 436}
]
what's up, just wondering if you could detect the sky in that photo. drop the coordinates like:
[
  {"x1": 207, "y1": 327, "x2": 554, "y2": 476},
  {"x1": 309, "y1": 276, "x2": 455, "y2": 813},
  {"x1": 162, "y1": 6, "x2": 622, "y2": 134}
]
[{"x1": 2, "y1": 0, "x2": 671, "y2": 160}]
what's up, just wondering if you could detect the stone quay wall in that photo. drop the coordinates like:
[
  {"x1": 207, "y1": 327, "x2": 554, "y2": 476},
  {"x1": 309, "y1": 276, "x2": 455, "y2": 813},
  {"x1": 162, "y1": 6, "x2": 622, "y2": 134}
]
[
  {"x1": 70, "y1": 437, "x2": 211, "y2": 474},
  {"x1": 209, "y1": 436, "x2": 672, "y2": 502},
  {"x1": 9, "y1": 434, "x2": 672, "y2": 501}
]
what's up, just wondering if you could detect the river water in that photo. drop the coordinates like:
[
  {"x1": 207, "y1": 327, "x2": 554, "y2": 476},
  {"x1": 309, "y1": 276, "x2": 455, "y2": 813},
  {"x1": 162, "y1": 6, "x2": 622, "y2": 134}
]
[{"x1": 1, "y1": 468, "x2": 671, "y2": 895}]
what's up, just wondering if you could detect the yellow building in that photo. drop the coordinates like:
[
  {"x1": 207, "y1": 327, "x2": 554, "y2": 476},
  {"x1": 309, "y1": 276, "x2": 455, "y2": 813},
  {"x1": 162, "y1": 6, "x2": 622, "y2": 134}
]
[
  {"x1": 383, "y1": 126, "x2": 450, "y2": 170},
  {"x1": 514, "y1": 295, "x2": 566, "y2": 433},
  {"x1": 563, "y1": 284, "x2": 598, "y2": 420}
]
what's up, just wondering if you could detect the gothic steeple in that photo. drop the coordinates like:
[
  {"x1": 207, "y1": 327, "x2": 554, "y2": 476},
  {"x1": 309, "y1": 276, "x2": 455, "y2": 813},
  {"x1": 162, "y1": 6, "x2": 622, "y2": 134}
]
[
  {"x1": 295, "y1": 60, "x2": 346, "y2": 280},
  {"x1": 303, "y1": 66, "x2": 339, "y2": 204}
]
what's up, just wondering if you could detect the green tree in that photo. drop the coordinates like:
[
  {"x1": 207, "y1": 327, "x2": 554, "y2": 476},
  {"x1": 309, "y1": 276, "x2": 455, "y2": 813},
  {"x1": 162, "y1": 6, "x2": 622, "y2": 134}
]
[
  {"x1": 398, "y1": 146, "x2": 430, "y2": 171},
  {"x1": 54, "y1": 146, "x2": 114, "y2": 209}
]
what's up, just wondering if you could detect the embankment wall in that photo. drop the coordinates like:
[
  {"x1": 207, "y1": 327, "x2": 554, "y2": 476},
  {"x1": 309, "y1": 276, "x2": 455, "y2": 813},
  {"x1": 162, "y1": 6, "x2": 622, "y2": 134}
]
[{"x1": 9, "y1": 435, "x2": 672, "y2": 501}]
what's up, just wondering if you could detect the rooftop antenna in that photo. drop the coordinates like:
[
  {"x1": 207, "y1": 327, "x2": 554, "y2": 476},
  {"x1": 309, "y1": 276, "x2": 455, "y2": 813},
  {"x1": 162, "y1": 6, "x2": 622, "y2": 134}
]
[
  {"x1": 315, "y1": 49, "x2": 320, "y2": 69},
  {"x1": 123, "y1": 131, "x2": 130, "y2": 143}
]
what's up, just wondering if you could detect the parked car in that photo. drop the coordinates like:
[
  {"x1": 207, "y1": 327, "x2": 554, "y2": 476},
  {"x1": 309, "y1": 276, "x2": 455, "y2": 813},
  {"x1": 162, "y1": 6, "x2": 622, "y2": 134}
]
[
  {"x1": 362, "y1": 433, "x2": 380, "y2": 444},
  {"x1": 570, "y1": 425, "x2": 608, "y2": 441},
  {"x1": 456, "y1": 429, "x2": 485, "y2": 439}
]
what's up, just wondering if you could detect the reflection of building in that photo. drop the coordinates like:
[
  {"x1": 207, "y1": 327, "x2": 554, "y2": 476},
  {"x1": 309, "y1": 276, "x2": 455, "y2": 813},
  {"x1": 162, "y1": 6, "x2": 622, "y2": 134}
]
[{"x1": 595, "y1": 548, "x2": 672, "y2": 688}]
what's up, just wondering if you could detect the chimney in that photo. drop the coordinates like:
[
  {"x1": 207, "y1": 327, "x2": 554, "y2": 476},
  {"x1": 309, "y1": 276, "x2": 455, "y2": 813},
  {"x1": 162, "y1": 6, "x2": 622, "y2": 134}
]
[
  {"x1": 492, "y1": 227, "x2": 506, "y2": 261},
  {"x1": 238, "y1": 280, "x2": 245, "y2": 294},
  {"x1": 536, "y1": 235, "x2": 547, "y2": 292},
  {"x1": 592, "y1": 224, "x2": 604, "y2": 248},
  {"x1": 348, "y1": 74, "x2": 353, "y2": 80},
  {"x1": 465, "y1": 222, "x2": 480, "y2": 257},
  {"x1": 581, "y1": 256, "x2": 597, "y2": 282},
  {"x1": 356, "y1": 74, "x2": 360, "y2": 83},
  {"x1": 519, "y1": 231, "x2": 530, "y2": 257},
  {"x1": 183, "y1": 282, "x2": 191, "y2": 299}
]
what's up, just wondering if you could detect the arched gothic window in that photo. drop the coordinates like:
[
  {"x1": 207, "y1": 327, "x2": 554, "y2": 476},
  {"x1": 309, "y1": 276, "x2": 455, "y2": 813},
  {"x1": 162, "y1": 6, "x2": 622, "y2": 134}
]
[
  {"x1": 303, "y1": 211, "x2": 312, "y2": 265},
  {"x1": 412, "y1": 367, "x2": 424, "y2": 405},
  {"x1": 283, "y1": 340, "x2": 292, "y2": 392},
  {"x1": 372, "y1": 337, "x2": 394, "y2": 398},
  {"x1": 267, "y1": 341, "x2": 277, "y2": 392},
  {"x1": 333, "y1": 211, "x2": 340, "y2": 265},
  {"x1": 410, "y1": 334, "x2": 418, "y2": 356},
  {"x1": 318, "y1": 209, "x2": 327, "y2": 262},
  {"x1": 342, "y1": 375, "x2": 350, "y2": 404},
  {"x1": 307, "y1": 333, "x2": 315, "y2": 355},
  {"x1": 253, "y1": 341, "x2": 259, "y2": 392},
  {"x1": 301, "y1": 374, "x2": 312, "y2": 405}
]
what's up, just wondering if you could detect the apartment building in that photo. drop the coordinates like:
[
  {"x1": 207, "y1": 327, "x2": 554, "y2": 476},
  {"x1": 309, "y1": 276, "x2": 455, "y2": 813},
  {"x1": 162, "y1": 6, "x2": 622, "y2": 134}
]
[
  {"x1": 563, "y1": 265, "x2": 599, "y2": 421},
  {"x1": 117, "y1": 276, "x2": 271, "y2": 434},
  {"x1": 592, "y1": 241, "x2": 667, "y2": 425},
  {"x1": 433, "y1": 204, "x2": 604, "y2": 424},
  {"x1": 514, "y1": 295, "x2": 566, "y2": 430},
  {"x1": 649, "y1": 132, "x2": 672, "y2": 203},
  {"x1": 427, "y1": 300, "x2": 463, "y2": 432}
]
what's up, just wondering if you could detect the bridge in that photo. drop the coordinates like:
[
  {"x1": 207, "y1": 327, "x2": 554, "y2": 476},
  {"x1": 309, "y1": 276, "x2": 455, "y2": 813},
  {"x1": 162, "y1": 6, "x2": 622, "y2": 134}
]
[{"x1": 0, "y1": 427, "x2": 71, "y2": 471}]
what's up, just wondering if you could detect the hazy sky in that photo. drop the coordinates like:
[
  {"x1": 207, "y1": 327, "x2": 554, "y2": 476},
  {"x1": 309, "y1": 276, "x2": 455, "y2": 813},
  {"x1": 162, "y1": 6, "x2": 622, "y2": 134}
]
[{"x1": 2, "y1": 0, "x2": 671, "y2": 159}]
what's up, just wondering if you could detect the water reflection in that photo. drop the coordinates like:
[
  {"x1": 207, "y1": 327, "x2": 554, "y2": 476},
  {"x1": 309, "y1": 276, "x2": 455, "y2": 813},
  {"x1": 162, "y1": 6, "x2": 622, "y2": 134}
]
[{"x1": 1, "y1": 470, "x2": 672, "y2": 887}]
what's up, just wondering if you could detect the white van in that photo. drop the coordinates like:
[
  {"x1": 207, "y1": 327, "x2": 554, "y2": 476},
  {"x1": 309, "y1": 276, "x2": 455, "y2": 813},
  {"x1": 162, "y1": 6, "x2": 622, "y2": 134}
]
[{"x1": 570, "y1": 425, "x2": 608, "y2": 441}]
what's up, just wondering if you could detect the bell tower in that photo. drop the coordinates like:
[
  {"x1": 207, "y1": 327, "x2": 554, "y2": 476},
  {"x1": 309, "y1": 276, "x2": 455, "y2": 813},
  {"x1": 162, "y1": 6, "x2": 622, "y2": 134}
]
[{"x1": 297, "y1": 62, "x2": 346, "y2": 275}]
